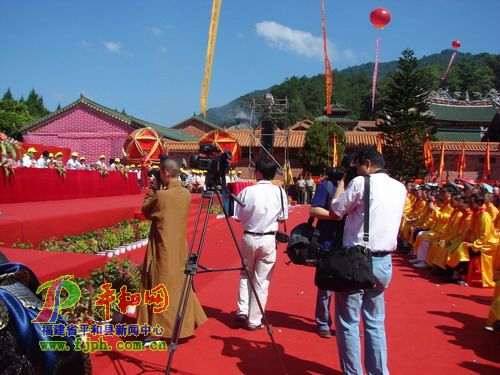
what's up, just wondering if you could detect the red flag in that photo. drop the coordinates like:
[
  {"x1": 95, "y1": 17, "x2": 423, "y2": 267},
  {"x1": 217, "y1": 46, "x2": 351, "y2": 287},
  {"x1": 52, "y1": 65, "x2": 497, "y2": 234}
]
[
  {"x1": 423, "y1": 133, "x2": 434, "y2": 177},
  {"x1": 322, "y1": 0, "x2": 333, "y2": 116},
  {"x1": 457, "y1": 142, "x2": 466, "y2": 179},
  {"x1": 376, "y1": 133, "x2": 383, "y2": 155},
  {"x1": 438, "y1": 141, "x2": 445, "y2": 180},
  {"x1": 482, "y1": 142, "x2": 490, "y2": 181},
  {"x1": 332, "y1": 133, "x2": 338, "y2": 167}
]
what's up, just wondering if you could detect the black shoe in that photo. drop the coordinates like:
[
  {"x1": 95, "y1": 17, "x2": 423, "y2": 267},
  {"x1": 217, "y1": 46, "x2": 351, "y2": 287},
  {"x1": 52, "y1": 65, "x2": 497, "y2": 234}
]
[
  {"x1": 235, "y1": 314, "x2": 248, "y2": 322},
  {"x1": 317, "y1": 329, "x2": 332, "y2": 339}
]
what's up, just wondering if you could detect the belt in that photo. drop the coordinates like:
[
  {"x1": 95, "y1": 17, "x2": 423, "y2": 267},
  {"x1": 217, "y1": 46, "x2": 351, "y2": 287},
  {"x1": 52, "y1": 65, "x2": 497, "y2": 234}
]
[
  {"x1": 244, "y1": 231, "x2": 276, "y2": 236},
  {"x1": 372, "y1": 251, "x2": 392, "y2": 257}
]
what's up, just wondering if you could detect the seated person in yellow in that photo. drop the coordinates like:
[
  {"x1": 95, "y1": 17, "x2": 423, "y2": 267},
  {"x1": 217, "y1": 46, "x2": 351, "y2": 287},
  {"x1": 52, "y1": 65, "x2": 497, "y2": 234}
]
[
  {"x1": 431, "y1": 194, "x2": 472, "y2": 272},
  {"x1": 401, "y1": 188, "x2": 426, "y2": 245},
  {"x1": 447, "y1": 193, "x2": 499, "y2": 287},
  {"x1": 412, "y1": 185, "x2": 456, "y2": 268},
  {"x1": 408, "y1": 190, "x2": 437, "y2": 247}
]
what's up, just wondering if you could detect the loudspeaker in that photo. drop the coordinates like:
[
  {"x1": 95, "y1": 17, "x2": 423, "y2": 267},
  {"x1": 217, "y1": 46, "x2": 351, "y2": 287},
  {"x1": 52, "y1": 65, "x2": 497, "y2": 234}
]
[{"x1": 261, "y1": 119, "x2": 275, "y2": 154}]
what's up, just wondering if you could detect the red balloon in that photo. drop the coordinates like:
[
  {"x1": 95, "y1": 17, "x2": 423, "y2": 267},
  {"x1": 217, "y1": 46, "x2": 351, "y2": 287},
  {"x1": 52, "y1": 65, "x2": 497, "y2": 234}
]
[
  {"x1": 370, "y1": 8, "x2": 391, "y2": 29},
  {"x1": 451, "y1": 40, "x2": 461, "y2": 49}
]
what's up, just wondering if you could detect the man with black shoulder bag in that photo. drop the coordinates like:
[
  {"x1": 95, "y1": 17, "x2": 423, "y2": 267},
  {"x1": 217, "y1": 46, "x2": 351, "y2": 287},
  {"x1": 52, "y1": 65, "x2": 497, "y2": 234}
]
[{"x1": 327, "y1": 147, "x2": 406, "y2": 375}]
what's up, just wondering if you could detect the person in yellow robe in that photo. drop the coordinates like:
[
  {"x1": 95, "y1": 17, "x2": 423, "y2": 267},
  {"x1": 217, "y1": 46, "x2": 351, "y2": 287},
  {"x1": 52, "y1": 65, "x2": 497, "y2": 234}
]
[
  {"x1": 484, "y1": 193, "x2": 498, "y2": 223},
  {"x1": 412, "y1": 185, "x2": 456, "y2": 268},
  {"x1": 401, "y1": 189, "x2": 426, "y2": 244},
  {"x1": 447, "y1": 193, "x2": 499, "y2": 286},
  {"x1": 485, "y1": 242, "x2": 500, "y2": 331},
  {"x1": 137, "y1": 159, "x2": 208, "y2": 341},
  {"x1": 431, "y1": 194, "x2": 472, "y2": 270}
]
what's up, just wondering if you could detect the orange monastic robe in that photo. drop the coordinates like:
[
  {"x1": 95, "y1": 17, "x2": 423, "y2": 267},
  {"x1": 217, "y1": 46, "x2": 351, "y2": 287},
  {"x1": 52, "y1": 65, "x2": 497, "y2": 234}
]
[{"x1": 431, "y1": 210, "x2": 470, "y2": 269}]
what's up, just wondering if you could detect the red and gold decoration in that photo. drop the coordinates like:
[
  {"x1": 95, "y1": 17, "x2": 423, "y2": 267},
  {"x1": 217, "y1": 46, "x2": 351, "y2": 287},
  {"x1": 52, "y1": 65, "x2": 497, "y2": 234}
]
[
  {"x1": 369, "y1": 8, "x2": 391, "y2": 112},
  {"x1": 199, "y1": 130, "x2": 241, "y2": 164},
  {"x1": 457, "y1": 142, "x2": 467, "y2": 179},
  {"x1": 200, "y1": 0, "x2": 222, "y2": 118},
  {"x1": 321, "y1": 0, "x2": 334, "y2": 116},
  {"x1": 441, "y1": 40, "x2": 461, "y2": 81},
  {"x1": 376, "y1": 133, "x2": 383, "y2": 155},
  {"x1": 438, "y1": 141, "x2": 445, "y2": 182},
  {"x1": 482, "y1": 142, "x2": 491, "y2": 182},
  {"x1": 423, "y1": 132, "x2": 434, "y2": 178},
  {"x1": 122, "y1": 128, "x2": 166, "y2": 165},
  {"x1": 332, "y1": 133, "x2": 339, "y2": 167}
]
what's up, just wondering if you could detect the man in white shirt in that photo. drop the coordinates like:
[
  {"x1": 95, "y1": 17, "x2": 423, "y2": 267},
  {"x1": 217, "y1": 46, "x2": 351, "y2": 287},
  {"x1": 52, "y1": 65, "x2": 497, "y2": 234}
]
[
  {"x1": 21, "y1": 147, "x2": 37, "y2": 167},
  {"x1": 66, "y1": 152, "x2": 81, "y2": 170},
  {"x1": 95, "y1": 155, "x2": 107, "y2": 170},
  {"x1": 36, "y1": 151, "x2": 49, "y2": 168},
  {"x1": 233, "y1": 158, "x2": 288, "y2": 330},
  {"x1": 329, "y1": 147, "x2": 406, "y2": 375}
]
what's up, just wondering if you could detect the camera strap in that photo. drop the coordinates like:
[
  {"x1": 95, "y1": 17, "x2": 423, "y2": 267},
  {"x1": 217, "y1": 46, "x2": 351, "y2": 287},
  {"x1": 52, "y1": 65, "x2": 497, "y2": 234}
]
[{"x1": 279, "y1": 186, "x2": 287, "y2": 233}]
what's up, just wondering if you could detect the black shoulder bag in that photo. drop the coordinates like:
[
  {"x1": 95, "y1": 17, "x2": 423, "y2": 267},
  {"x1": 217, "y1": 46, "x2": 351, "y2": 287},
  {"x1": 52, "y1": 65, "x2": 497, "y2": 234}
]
[
  {"x1": 314, "y1": 175, "x2": 376, "y2": 292},
  {"x1": 275, "y1": 186, "x2": 290, "y2": 243}
]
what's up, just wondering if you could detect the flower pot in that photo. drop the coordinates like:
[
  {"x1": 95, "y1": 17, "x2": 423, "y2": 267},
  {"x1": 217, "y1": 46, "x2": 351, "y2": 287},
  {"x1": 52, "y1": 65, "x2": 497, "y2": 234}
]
[
  {"x1": 114, "y1": 248, "x2": 121, "y2": 256},
  {"x1": 97, "y1": 251, "x2": 106, "y2": 256},
  {"x1": 131, "y1": 243, "x2": 138, "y2": 250},
  {"x1": 142, "y1": 239, "x2": 148, "y2": 246},
  {"x1": 106, "y1": 250, "x2": 114, "y2": 258},
  {"x1": 126, "y1": 244, "x2": 132, "y2": 251}
]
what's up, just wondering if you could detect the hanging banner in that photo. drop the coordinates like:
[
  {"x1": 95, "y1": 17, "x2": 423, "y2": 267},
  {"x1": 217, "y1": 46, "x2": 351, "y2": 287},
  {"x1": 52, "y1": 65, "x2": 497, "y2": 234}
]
[
  {"x1": 322, "y1": 0, "x2": 333, "y2": 116},
  {"x1": 332, "y1": 133, "x2": 338, "y2": 167},
  {"x1": 200, "y1": 0, "x2": 222, "y2": 118},
  {"x1": 441, "y1": 51, "x2": 457, "y2": 81},
  {"x1": 371, "y1": 36, "x2": 380, "y2": 112},
  {"x1": 423, "y1": 133, "x2": 434, "y2": 177},
  {"x1": 438, "y1": 141, "x2": 445, "y2": 181},
  {"x1": 376, "y1": 133, "x2": 383, "y2": 155},
  {"x1": 482, "y1": 142, "x2": 491, "y2": 181}
]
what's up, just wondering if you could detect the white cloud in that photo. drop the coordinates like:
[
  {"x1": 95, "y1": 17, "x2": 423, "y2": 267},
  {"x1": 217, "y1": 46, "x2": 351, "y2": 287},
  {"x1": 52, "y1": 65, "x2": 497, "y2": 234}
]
[
  {"x1": 158, "y1": 45, "x2": 167, "y2": 54},
  {"x1": 255, "y1": 21, "x2": 357, "y2": 63},
  {"x1": 103, "y1": 41, "x2": 122, "y2": 53},
  {"x1": 149, "y1": 27, "x2": 164, "y2": 35}
]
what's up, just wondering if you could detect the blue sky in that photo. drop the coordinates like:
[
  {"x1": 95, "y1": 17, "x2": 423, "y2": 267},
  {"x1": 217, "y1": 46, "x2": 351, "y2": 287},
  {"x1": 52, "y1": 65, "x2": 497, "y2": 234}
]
[{"x1": 1, "y1": 0, "x2": 499, "y2": 126}]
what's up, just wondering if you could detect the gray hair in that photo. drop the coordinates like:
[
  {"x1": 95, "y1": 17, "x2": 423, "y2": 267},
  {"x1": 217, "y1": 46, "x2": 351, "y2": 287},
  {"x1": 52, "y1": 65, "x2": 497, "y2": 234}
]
[{"x1": 160, "y1": 158, "x2": 179, "y2": 177}]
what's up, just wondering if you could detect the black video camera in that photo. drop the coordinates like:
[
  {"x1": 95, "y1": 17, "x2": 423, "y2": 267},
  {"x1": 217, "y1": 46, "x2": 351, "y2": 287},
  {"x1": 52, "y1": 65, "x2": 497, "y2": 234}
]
[{"x1": 189, "y1": 144, "x2": 232, "y2": 189}]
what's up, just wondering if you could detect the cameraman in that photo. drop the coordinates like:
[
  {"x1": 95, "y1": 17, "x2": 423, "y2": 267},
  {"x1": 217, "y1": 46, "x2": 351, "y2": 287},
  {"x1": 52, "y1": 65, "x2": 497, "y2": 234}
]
[
  {"x1": 309, "y1": 167, "x2": 345, "y2": 338},
  {"x1": 329, "y1": 147, "x2": 406, "y2": 375}
]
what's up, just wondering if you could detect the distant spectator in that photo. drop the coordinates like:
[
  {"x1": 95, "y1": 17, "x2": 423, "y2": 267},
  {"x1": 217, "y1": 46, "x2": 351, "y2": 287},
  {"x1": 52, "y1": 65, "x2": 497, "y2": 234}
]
[
  {"x1": 52, "y1": 152, "x2": 64, "y2": 167},
  {"x1": 109, "y1": 158, "x2": 121, "y2": 171},
  {"x1": 35, "y1": 150, "x2": 50, "y2": 168},
  {"x1": 95, "y1": 155, "x2": 107, "y2": 170},
  {"x1": 66, "y1": 152, "x2": 81, "y2": 170},
  {"x1": 305, "y1": 174, "x2": 315, "y2": 204},
  {"x1": 21, "y1": 147, "x2": 37, "y2": 168},
  {"x1": 79, "y1": 156, "x2": 90, "y2": 170}
]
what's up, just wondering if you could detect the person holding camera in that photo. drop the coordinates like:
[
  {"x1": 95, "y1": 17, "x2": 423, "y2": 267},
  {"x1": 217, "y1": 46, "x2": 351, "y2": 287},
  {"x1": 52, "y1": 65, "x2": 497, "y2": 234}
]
[
  {"x1": 233, "y1": 158, "x2": 288, "y2": 330},
  {"x1": 137, "y1": 158, "x2": 207, "y2": 340},
  {"x1": 329, "y1": 147, "x2": 406, "y2": 375},
  {"x1": 309, "y1": 167, "x2": 345, "y2": 338}
]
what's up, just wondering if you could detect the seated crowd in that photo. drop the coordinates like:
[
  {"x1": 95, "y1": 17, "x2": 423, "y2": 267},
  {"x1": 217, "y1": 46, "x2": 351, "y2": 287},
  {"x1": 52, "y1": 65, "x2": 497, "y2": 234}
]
[{"x1": 401, "y1": 182, "x2": 499, "y2": 288}]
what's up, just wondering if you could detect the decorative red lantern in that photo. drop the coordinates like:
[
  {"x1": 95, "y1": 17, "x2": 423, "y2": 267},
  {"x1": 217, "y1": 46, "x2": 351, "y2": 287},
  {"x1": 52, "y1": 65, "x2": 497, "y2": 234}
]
[
  {"x1": 370, "y1": 8, "x2": 391, "y2": 29},
  {"x1": 198, "y1": 130, "x2": 242, "y2": 165},
  {"x1": 451, "y1": 40, "x2": 461, "y2": 49},
  {"x1": 123, "y1": 127, "x2": 166, "y2": 164}
]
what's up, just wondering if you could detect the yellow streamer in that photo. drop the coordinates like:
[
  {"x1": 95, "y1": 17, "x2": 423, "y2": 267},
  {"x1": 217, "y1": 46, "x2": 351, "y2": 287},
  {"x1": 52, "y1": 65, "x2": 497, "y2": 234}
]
[{"x1": 200, "y1": 0, "x2": 222, "y2": 118}]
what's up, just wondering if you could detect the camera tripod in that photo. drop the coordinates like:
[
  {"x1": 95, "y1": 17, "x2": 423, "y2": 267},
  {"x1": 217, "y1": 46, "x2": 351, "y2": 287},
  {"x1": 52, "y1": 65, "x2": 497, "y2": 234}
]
[{"x1": 165, "y1": 186, "x2": 287, "y2": 375}]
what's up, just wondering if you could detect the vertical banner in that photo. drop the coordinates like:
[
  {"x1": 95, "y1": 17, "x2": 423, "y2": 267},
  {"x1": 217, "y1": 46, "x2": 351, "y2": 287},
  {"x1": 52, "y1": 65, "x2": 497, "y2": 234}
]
[
  {"x1": 371, "y1": 36, "x2": 380, "y2": 112},
  {"x1": 322, "y1": 0, "x2": 333, "y2": 115},
  {"x1": 200, "y1": 0, "x2": 222, "y2": 119},
  {"x1": 482, "y1": 142, "x2": 491, "y2": 181},
  {"x1": 332, "y1": 133, "x2": 338, "y2": 167},
  {"x1": 457, "y1": 142, "x2": 466, "y2": 179},
  {"x1": 438, "y1": 141, "x2": 445, "y2": 181},
  {"x1": 376, "y1": 133, "x2": 383, "y2": 155},
  {"x1": 441, "y1": 51, "x2": 457, "y2": 81},
  {"x1": 423, "y1": 133, "x2": 434, "y2": 177}
]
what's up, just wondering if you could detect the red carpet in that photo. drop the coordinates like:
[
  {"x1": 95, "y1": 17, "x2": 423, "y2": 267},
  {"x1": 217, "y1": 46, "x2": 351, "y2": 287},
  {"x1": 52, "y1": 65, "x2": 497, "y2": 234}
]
[
  {"x1": 90, "y1": 206, "x2": 498, "y2": 375},
  {"x1": 2, "y1": 203, "x2": 498, "y2": 374}
]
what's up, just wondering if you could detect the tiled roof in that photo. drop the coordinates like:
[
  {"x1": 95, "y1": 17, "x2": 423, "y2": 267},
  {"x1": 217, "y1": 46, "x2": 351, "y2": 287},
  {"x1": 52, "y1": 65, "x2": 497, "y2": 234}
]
[
  {"x1": 165, "y1": 130, "x2": 500, "y2": 154},
  {"x1": 20, "y1": 96, "x2": 197, "y2": 142},
  {"x1": 170, "y1": 115, "x2": 222, "y2": 130},
  {"x1": 428, "y1": 102, "x2": 496, "y2": 123},
  {"x1": 435, "y1": 129, "x2": 483, "y2": 142},
  {"x1": 314, "y1": 115, "x2": 357, "y2": 124}
]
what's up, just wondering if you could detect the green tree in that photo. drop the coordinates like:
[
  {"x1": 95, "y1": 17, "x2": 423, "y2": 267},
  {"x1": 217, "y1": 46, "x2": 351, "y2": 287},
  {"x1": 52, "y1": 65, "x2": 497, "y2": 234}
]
[
  {"x1": 485, "y1": 55, "x2": 500, "y2": 89},
  {"x1": 379, "y1": 49, "x2": 433, "y2": 181},
  {"x1": 298, "y1": 121, "x2": 345, "y2": 175},
  {"x1": 26, "y1": 89, "x2": 50, "y2": 118},
  {"x1": 0, "y1": 99, "x2": 34, "y2": 139},
  {"x1": 2, "y1": 89, "x2": 14, "y2": 101}
]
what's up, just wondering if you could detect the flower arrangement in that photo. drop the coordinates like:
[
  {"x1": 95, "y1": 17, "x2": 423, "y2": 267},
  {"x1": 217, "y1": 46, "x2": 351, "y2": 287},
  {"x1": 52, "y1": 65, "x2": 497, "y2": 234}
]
[{"x1": 55, "y1": 165, "x2": 67, "y2": 179}]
